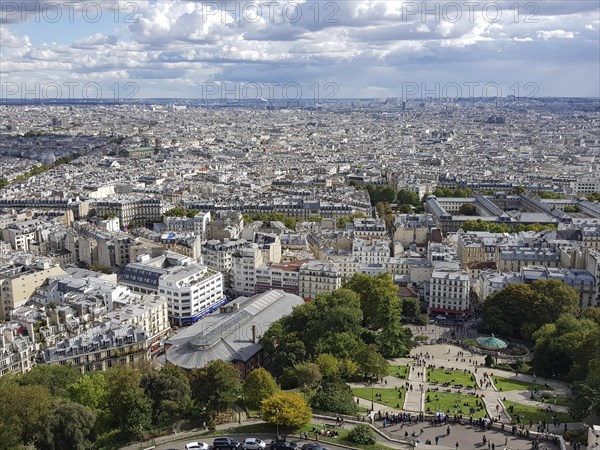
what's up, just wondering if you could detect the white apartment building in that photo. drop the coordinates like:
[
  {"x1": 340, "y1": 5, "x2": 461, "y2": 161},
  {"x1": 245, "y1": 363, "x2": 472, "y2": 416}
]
[
  {"x1": 94, "y1": 197, "x2": 167, "y2": 227},
  {"x1": 298, "y1": 261, "x2": 342, "y2": 300},
  {"x1": 119, "y1": 252, "x2": 225, "y2": 326},
  {"x1": 428, "y1": 269, "x2": 471, "y2": 315},
  {"x1": 231, "y1": 244, "x2": 263, "y2": 295},
  {"x1": 0, "y1": 325, "x2": 36, "y2": 376},
  {"x1": 163, "y1": 211, "x2": 211, "y2": 240},
  {"x1": 352, "y1": 238, "x2": 391, "y2": 264},
  {"x1": 255, "y1": 261, "x2": 302, "y2": 296},
  {"x1": 474, "y1": 270, "x2": 521, "y2": 302}
]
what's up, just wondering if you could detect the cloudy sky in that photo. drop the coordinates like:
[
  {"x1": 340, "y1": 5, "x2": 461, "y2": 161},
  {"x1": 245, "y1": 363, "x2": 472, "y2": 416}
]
[{"x1": 1, "y1": 0, "x2": 599, "y2": 100}]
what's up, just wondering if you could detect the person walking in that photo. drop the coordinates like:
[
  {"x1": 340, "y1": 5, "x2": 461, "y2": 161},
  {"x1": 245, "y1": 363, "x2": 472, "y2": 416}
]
[{"x1": 455, "y1": 442, "x2": 459, "y2": 449}]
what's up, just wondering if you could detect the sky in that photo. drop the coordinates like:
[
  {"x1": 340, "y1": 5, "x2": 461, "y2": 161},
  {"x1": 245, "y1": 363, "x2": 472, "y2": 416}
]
[{"x1": 1, "y1": 0, "x2": 599, "y2": 100}]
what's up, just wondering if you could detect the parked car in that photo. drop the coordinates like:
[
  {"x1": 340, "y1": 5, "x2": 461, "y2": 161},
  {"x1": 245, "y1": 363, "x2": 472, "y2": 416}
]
[
  {"x1": 213, "y1": 438, "x2": 243, "y2": 450},
  {"x1": 301, "y1": 444, "x2": 327, "y2": 450},
  {"x1": 270, "y1": 441, "x2": 297, "y2": 450},
  {"x1": 243, "y1": 438, "x2": 266, "y2": 450},
  {"x1": 186, "y1": 443, "x2": 209, "y2": 450}
]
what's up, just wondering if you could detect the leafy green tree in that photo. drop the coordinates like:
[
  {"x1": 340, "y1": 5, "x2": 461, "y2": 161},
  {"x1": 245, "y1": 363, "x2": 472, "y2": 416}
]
[
  {"x1": 293, "y1": 363, "x2": 322, "y2": 389},
  {"x1": 38, "y1": 400, "x2": 96, "y2": 450},
  {"x1": 20, "y1": 365, "x2": 81, "y2": 398},
  {"x1": 141, "y1": 371, "x2": 192, "y2": 424},
  {"x1": 0, "y1": 178, "x2": 9, "y2": 189},
  {"x1": 119, "y1": 389, "x2": 152, "y2": 438},
  {"x1": 190, "y1": 360, "x2": 242, "y2": 418},
  {"x1": 396, "y1": 190, "x2": 420, "y2": 206},
  {"x1": 481, "y1": 280, "x2": 580, "y2": 341},
  {"x1": 513, "y1": 185, "x2": 526, "y2": 194},
  {"x1": 355, "y1": 344, "x2": 389, "y2": 379},
  {"x1": 243, "y1": 368, "x2": 279, "y2": 409},
  {"x1": 105, "y1": 367, "x2": 151, "y2": 436},
  {"x1": 315, "y1": 332, "x2": 364, "y2": 361},
  {"x1": 260, "y1": 321, "x2": 307, "y2": 374},
  {"x1": 163, "y1": 206, "x2": 188, "y2": 217},
  {"x1": 376, "y1": 297, "x2": 413, "y2": 358},
  {"x1": 458, "y1": 203, "x2": 477, "y2": 215},
  {"x1": 310, "y1": 381, "x2": 358, "y2": 415},
  {"x1": 0, "y1": 378, "x2": 52, "y2": 445},
  {"x1": 261, "y1": 391, "x2": 311, "y2": 428},
  {"x1": 532, "y1": 315, "x2": 597, "y2": 378},
  {"x1": 315, "y1": 354, "x2": 340, "y2": 380},
  {"x1": 401, "y1": 297, "x2": 420, "y2": 318},
  {"x1": 348, "y1": 424, "x2": 377, "y2": 445},
  {"x1": 398, "y1": 204, "x2": 413, "y2": 214},
  {"x1": 344, "y1": 273, "x2": 398, "y2": 329},
  {"x1": 68, "y1": 373, "x2": 109, "y2": 412}
]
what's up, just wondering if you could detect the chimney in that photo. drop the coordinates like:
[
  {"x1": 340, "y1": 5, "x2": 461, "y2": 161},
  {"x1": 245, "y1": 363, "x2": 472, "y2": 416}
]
[{"x1": 251, "y1": 324, "x2": 257, "y2": 343}]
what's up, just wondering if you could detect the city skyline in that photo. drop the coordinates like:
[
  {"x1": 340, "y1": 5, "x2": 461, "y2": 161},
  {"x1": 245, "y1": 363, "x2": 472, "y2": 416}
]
[{"x1": 1, "y1": 1, "x2": 599, "y2": 100}]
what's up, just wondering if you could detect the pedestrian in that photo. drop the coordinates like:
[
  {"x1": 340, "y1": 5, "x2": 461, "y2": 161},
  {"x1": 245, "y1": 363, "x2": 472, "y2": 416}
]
[
  {"x1": 455, "y1": 442, "x2": 459, "y2": 449},
  {"x1": 447, "y1": 425, "x2": 451, "y2": 435},
  {"x1": 435, "y1": 436, "x2": 439, "y2": 445}
]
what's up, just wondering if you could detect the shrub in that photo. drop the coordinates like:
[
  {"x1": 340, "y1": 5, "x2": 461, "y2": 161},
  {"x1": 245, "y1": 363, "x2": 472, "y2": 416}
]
[{"x1": 348, "y1": 424, "x2": 377, "y2": 445}]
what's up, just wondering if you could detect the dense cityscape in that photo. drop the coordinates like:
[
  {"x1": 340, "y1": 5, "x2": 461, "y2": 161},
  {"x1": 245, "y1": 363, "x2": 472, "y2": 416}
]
[{"x1": 1, "y1": 0, "x2": 599, "y2": 449}]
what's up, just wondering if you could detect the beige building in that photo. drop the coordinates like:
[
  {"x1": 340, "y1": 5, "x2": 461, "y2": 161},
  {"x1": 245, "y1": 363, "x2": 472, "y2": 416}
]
[
  {"x1": 298, "y1": 261, "x2": 342, "y2": 300},
  {"x1": 0, "y1": 262, "x2": 66, "y2": 321}
]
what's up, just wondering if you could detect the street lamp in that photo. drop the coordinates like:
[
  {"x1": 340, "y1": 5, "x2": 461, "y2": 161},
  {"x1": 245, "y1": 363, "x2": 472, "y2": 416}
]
[
  {"x1": 275, "y1": 407, "x2": 280, "y2": 439},
  {"x1": 369, "y1": 380, "x2": 374, "y2": 411}
]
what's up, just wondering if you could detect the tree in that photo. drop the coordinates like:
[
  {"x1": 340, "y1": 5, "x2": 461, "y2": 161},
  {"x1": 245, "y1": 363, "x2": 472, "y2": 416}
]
[
  {"x1": 344, "y1": 273, "x2": 398, "y2": 329},
  {"x1": 315, "y1": 354, "x2": 340, "y2": 380},
  {"x1": 38, "y1": 400, "x2": 97, "y2": 450},
  {"x1": 0, "y1": 378, "x2": 52, "y2": 445},
  {"x1": 458, "y1": 203, "x2": 477, "y2": 215},
  {"x1": 396, "y1": 189, "x2": 420, "y2": 206},
  {"x1": 355, "y1": 344, "x2": 389, "y2": 379},
  {"x1": 532, "y1": 315, "x2": 596, "y2": 378},
  {"x1": 310, "y1": 381, "x2": 358, "y2": 415},
  {"x1": 243, "y1": 368, "x2": 279, "y2": 410},
  {"x1": 398, "y1": 204, "x2": 413, "y2": 214},
  {"x1": 141, "y1": 371, "x2": 192, "y2": 424},
  {"x1": 401, "y1": 297, "x2": 420, "y2": 318},
  {"x1": 480, "y1": 280, "x2": 580, "y2": 341},
  {"x1": 163, "y1": 206, "x2": 188, "y2": 217},
  {"x1": 261, "y1": 391, "x2": 312, "y2": 429},
  {"x1": 348, "y1": 424, "x2": 377, "y2": 445},
  {"x1": 260, "y1": 321, "x2": 307, "y2": 374},
  {"x1": 68, "y1": 373, "x2": 109, "y2": 412},
  {"x1": 376, "y1": 297, "x2": 414, "y2": 358},
  {"x1": 105, "y1": 367, "x2": 151, "y2": 436},
  {"x1": 190, "y1": 360, "x2": 242, "y2": 418},
  {"x1": 119, "y1": 389, "x2": 153, "y2": 438},
  {"x1": 293, "y1": 363, "x2": 322, "y2": 389},
  {"x1": 20, "y1": 365, "x2": 81, "y2": 398}
]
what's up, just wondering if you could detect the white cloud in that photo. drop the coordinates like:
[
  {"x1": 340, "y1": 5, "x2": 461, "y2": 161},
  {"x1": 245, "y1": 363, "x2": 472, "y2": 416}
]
[{"x1": 537, "y1": 30, "x2": 577, "y2": 40}]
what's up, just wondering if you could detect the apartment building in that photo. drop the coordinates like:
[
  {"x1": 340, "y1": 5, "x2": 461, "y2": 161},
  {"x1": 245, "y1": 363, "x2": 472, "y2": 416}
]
[
  {"x1": 457, "y1": 232, "x2": 511, "y2": 266},
  {"x1": 255, "y1": 261, "x2": 303, "y2": 296},
  {"x1": 348, "y1": 218, "x2": 387, "y2": 238},
  {"x1": 428, "y1": 268, "x2": 471, "y2": 315},
  {"x1": 521, "y1": 266, "x2": 598, "y2": 309},
  {"x1": 298, "y1": 261, "x2": 342, "y2": 300},
  {"x1": 0, "y1": 261, "x2": 66, "y2": 321},
  {"x1": 231, "y1": 244, "x2": 263, "y2": 295},
  {"x1": 94, "y1": 197, "x2": 167, "y2": 227},
  {"x1": 41, "y1": 321, "x2": 150, "y2": 372},
  {"x1": 352, "y1": 238, "x2": 391, "y2": 264},
  {"x1": 119, "y1": 252, "x2": 225, "y2": 326},
  {"x1": 0, "y1": 325, "x2": 36, "y2": 376},
  {"x1": 496, "y1": 246, "x2": 561, "y2": 272}
]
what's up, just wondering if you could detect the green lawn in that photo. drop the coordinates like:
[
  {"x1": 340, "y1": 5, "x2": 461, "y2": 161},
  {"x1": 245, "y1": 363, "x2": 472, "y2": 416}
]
[
  {"x1": 425, "y1": 392, "x2": 487, "y2": 418},
  {"x1": 504, "y1": 401, "x2": 574, "y2": 424},
  {"x1": 427, "y1": 368, "x2": 476, "y2": 388},
  {"x1": 388, "y1": 365, "x2": 409, "y2": 379},
  {"x1": 299, "y1": 424, "x2": 397, "y2": 450},
  {"x1": 352, "y1": 387, "x2": 406, "y2": 409},
  {"x1": 493, "y1": 376, "x2": 552, "y2": 392}
]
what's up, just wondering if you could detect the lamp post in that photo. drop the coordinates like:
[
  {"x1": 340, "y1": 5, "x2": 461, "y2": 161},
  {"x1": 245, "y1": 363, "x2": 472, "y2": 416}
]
[
  {"x1": 369, "y1": 380, "x2": 374, "y2": 412},
  {"x1": 275, "y1": 407, "x2": 280, "y2": 439}
]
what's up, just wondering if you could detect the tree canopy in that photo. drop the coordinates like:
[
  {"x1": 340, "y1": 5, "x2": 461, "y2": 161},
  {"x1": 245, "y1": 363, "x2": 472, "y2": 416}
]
[
  {"x1": 480, "y1": 280, "x2": 579, "y2": 341},
  {"x1": 261, "y1": 391, "x2": 312, "y2": 428}
]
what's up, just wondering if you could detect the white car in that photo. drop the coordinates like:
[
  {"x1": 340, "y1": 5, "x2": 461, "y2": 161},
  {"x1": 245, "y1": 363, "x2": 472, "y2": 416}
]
[
  {"x1": 243, "y1": 438, "x2": 267, "y2": 450},
  {"x1": 186, "y1": 442, "x2": 209, "y2": 450}
]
